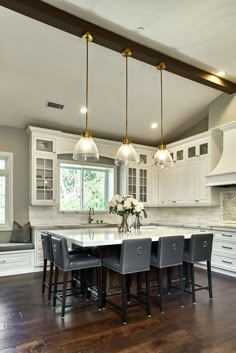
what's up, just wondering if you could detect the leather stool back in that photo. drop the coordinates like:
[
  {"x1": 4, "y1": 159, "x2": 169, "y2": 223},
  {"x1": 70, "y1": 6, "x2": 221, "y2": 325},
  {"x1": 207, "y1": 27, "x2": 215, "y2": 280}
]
[
  {"x1": 154, "y1": 236, "x2": 185, "y2": 268},
  {"x1": 120, "y1": 238, "x2": 152, "y2": 274},
  {"x1": 185, "y1": 233, "x2": 213, "y2": 263}
]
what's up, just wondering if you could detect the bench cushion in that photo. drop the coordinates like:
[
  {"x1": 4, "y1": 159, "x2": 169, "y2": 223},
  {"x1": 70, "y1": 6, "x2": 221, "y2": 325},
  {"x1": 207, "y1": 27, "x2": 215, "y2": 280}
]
[{"x1": 0, "y1": 243, "x2": 34, "y2": 252}]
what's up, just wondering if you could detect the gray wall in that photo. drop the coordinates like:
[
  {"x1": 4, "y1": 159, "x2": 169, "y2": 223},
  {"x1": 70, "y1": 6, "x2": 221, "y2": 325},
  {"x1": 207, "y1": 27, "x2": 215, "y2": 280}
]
[
  {"x1": 0, "y1": 126, "x2": 29, "y2": 239},
  {"x1": 209, "y1": 93, "x2": 236, "y2": 128},
  {"x1": 175, "y1": 116, "x2": 208, "y2": 141}
]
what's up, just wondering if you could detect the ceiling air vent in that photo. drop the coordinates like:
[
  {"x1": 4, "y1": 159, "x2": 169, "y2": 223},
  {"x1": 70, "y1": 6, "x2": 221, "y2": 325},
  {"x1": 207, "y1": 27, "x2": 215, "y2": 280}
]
[{"x1": 46, "y1": 101, "x2": 64, "y2": 110}]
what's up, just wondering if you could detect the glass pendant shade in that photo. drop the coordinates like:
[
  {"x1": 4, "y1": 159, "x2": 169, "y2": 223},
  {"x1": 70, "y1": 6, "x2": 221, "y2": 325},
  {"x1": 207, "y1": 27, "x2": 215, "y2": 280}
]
[
  {"x1": 115, "y1": 138, "x2": 139, "y2": 166},
  {"x1": 73, "y1": 131, "x2": 99, "y2": 162},
  {"x1": 153, "y1": 144, "x2": 173, "y2": 169}
]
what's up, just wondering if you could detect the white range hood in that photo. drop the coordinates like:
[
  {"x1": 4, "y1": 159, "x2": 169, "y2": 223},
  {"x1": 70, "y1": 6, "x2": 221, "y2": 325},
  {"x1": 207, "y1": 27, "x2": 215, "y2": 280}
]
[{"x1": 206, "y1": 121, "x2": 236, "y2": 186}]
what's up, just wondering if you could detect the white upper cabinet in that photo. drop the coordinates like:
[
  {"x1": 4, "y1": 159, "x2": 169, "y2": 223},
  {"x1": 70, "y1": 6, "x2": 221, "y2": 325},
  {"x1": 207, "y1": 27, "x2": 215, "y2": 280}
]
[
  {"x1": 28, "y1": 129, "x2": 57, "y2": 206},
  {"x1": 158, "y1": 131, "x2": 222, "y2": 207},
  {"x1": 120, "y1": 152, "x2": 159, "y2": 206},
  {"x1": 27, "y1": 126, "x2": 222, "y2": 208}
]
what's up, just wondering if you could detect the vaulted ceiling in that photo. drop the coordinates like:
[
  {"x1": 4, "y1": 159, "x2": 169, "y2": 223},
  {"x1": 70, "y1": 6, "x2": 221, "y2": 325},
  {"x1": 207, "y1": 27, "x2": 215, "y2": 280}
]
[{"x1": 0, "y1": 1, "x2": 235, "y2": 146}]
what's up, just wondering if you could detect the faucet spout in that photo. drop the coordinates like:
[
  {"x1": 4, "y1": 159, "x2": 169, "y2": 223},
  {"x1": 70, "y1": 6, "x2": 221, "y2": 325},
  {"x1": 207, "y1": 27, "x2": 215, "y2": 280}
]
[{"x1": 88, "y1": 207, "x2": 95, "y2": 223}]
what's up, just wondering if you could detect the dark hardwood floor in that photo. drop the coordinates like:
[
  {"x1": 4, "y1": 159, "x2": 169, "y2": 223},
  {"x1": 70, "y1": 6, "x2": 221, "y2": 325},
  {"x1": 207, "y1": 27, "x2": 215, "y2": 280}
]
[{"x1": 0, "y1": 269, "x2": 235, "y2": 353}]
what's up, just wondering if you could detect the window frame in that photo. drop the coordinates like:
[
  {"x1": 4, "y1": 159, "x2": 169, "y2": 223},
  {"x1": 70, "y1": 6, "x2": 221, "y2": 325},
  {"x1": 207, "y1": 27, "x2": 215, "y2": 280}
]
[
  {"x1": 0, "y1": 152, "x2": 13, "y2": 231},
  {"x1": 58, "y1": 160, "x2": 116, "y2": 213}
]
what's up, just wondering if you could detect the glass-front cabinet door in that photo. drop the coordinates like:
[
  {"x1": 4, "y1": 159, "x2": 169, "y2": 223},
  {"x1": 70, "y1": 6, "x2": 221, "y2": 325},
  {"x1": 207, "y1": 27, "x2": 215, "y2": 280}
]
[
  {"x1": 33, "y1": 155, "x2": 56, "y2": 205},
  {"x1": 128, "y1": 168, "x2": 137, "y2": 199},
  {"x1": 139, "y1": 168, "x2": 147, "y2": 202},
  {"x1": 34, "y1": 136, "x2": 56, "y2": 154},
  {"x1": 187, "y1": 140, "x2": 209, "y2": 160}
]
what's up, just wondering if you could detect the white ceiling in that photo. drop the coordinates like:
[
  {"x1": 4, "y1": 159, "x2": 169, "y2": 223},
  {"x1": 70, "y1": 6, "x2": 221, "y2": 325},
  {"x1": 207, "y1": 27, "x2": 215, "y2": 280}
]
[{"x1": 2, "y1": 1, "x2": 234, "y2": 146}]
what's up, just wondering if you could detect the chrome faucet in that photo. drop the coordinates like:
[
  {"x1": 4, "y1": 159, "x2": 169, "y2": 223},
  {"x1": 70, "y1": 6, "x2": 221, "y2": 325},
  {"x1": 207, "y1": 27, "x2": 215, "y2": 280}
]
[{"x1": 88, "y1": 207, "x2": 95, "y2": 223}]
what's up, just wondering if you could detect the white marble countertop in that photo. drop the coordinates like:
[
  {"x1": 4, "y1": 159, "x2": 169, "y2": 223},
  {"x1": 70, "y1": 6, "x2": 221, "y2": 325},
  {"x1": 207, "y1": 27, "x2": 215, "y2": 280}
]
[{"x1": 48, "y1": 226, "x2": 210, "y2": 247}]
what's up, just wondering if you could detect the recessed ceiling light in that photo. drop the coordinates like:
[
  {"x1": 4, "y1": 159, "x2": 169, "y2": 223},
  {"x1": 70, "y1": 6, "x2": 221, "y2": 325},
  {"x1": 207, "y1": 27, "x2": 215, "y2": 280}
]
[
  {"x1": 216, "y1": 71, "x2": 226, "y2": 77},
  {"x1": 80, "y1": 107, "x2": 87, "y2": 113},
  {"x1": 151, "y1": 122, "x2": 158, "y2": 129}
]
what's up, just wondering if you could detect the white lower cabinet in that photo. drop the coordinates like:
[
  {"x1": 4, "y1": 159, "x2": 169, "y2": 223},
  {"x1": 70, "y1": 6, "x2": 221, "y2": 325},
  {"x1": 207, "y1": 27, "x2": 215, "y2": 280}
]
[
  {"x1": 211, "y1": 231, "x2": 236, "y2": 277},
  {"x1": 0, "y1": 250, "x2": 34, "y2": 276}
]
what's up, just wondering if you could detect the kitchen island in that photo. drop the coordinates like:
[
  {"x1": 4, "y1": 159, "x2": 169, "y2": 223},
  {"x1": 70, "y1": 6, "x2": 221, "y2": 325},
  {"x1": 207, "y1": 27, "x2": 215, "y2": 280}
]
[{"x1": 47, "y1": 226, "x2": 209, "y2": 247}]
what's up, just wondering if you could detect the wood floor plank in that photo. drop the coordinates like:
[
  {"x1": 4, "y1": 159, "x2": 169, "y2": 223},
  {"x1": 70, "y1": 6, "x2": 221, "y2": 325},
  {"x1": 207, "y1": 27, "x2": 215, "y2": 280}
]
[{"x1": 0, "y1": 270, "x2": 235, "y2": 352}]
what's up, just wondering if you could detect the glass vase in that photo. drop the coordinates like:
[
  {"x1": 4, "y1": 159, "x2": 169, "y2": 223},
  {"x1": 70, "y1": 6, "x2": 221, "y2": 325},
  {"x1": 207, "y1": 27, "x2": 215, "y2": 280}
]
[{"x1": 118, "y1": 213, "x2": 131, "y2": 233}]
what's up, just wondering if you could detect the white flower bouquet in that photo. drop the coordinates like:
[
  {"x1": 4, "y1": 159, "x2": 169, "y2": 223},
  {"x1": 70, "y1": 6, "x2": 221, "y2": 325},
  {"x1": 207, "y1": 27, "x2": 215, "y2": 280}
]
[{"x1": 108, "y1": 194, "x2": 145, "y2": 217}]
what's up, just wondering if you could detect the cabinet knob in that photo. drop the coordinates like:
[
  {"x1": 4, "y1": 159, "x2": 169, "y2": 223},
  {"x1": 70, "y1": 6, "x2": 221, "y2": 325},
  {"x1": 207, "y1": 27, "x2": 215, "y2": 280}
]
[{"x1": 0, "y1": 260, "x2": 6, "y2": 263}]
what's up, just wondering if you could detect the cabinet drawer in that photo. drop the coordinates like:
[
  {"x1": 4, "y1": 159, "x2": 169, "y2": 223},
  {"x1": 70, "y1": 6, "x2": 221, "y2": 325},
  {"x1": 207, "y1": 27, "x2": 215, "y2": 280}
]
[
  {"x1": 0, "y1": 251, "x2": 34, "y2": 271},
  {"x1": 212, "y1": 254, "x2": 236, "y2": 272},
  {"x1": 214, "y1": 232, "x2": 236, "y2": 242},
  {"x1": 213, "y1": 241, "x2": 236, "y2": 256}
]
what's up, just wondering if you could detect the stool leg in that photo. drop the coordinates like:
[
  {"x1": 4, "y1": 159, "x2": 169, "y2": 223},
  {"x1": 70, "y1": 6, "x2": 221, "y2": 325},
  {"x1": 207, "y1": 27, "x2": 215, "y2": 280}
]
[
  {"x1": 122, "y1": 274, "x2": 128, "y2": 324},
  {"x1": 48, "y1": 262, "x2": 54, "y2": 302},
  {"x1": 96, "y1": 267, "x2": 102, "y2": 310},
  {"x1": 145, "y1": 271, "x2": 151, "y2": 317},
  {"x1": 158, "y1": 268, "x2": 164, "y2": 313},
  {"x1": 167, "y1": 267, "x2": 172, "y2": 293},
  {"x1": 190, "y1": 263, "x2": 196, "y2": 304},
  {"x1": 207, "y1": 260, "x2": 213, "y2": 300},
  {"x1": 126, "y1": 274, "x2": 131, "y2": 303},
  {"x1": 42, "y1": 259, "x2": 47, "y2": 294},
  {"x1": 178, "y1": 264, "x2": 184, "y2": 307},
  {"x1": 61, "y1": 271, "x2": 68, "y2": 318},
  {"x1": 184, "y1": 262, "x2": 190, "y2": 290},
  {"x1": 102, "y1": 267, "x2": 107, "y2": 309},
  {"x1": 137, "y1": 273, "x2": 141, "y2": 298},
  {"x1": 53, "y1": 266, "x2": 59, "y2": 308}
]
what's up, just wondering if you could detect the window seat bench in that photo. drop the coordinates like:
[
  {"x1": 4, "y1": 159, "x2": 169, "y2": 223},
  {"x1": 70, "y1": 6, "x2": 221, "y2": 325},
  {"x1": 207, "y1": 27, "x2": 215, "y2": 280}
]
[{"x1": 0, "y1": 243, "x2": 34, "y2": 277}]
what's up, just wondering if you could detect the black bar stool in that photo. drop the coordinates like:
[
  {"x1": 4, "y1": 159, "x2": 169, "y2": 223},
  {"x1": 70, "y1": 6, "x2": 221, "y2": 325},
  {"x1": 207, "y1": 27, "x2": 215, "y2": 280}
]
[
  {"x1": 41, "y1": 232, "x2": 54, "y2": 301},
  {"x1": 184, "y1": 233, "x2": 213, "y2": 304},
  {"x1": 151, "y1": 236, "x2": 185, "y2": 313},
  {"x1": 51, "y1": 235, "x2": 102, "y2": 318},
  {"x1": 102, "y1": 238, "x2": 152, "y2": 324},
  {"x1": 41, "y1": 232, "x2": 80, "y2": 301}
]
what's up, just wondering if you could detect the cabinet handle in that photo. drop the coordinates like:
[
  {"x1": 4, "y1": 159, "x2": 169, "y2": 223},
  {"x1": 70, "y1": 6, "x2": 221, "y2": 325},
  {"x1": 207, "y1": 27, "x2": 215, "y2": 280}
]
[
  {"x1": 222, "y1": 246, "x2": 233, "y2": 250},
  {"x1": 222, "y1": 260, "x2": 233, "y2": 264},
  {"x1": 222, "y1": 234, "x2": 232, "y2": 237},
  {"x1": 195, "y1": 200, "x2": 199, "y2": 202},
  {"x1": 172, "y1": 201, "x2": 176, "y2": 203},
  {"x1": 0, "y1": 260, "x2": 6, "y2": 263}
]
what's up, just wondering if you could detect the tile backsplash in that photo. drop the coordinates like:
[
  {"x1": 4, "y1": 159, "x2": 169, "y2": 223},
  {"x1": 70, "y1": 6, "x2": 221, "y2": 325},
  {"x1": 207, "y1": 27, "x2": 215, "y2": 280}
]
[
  {"x1": 221, "y1": 190, "x2": 236, "y2": 223},
  {"x1": 29, "y1": 189, "x2": 236, "y2": 227}
]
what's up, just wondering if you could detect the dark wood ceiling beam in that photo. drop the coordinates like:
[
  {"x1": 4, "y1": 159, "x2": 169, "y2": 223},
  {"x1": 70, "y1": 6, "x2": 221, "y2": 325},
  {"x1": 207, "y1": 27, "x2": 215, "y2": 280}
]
[{"x1": 1, "y1": 0, "x2": 236, "y2": 94}]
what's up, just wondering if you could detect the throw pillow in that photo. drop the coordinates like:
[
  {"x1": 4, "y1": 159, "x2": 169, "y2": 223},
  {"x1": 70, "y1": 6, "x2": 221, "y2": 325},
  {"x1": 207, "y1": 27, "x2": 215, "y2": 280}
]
[{"x1": 10, "y1": 221, "x2": 31, "y2": 243}]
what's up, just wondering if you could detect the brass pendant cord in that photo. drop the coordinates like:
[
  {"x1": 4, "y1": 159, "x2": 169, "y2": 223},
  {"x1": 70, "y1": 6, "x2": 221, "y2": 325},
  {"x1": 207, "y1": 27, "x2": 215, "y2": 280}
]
[
  {"x1": 125, "y1": 54, "x2": 128, "y2": 139},
  {"x1": 85, "y1": 35, "x2": 89, "y2": 132},
  {"x1": 157, "y1": 62, "x2": 166, "y2": 147},
  {"x1": 160, "y1": 67, "x2": 163, "y2": 146}
]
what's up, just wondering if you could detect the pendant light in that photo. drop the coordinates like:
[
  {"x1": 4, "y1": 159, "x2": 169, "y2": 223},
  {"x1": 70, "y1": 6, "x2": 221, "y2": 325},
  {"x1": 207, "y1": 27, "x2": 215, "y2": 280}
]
[
  {"x1": 115, "y1": 48, "x2": 139, "y2": 166},
  {"x1": 153, "y1": 62, "x2": 173, "y2": 169},
  {"x1": 73, "y1": 32, "x2": 99, "y2": 161}
]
